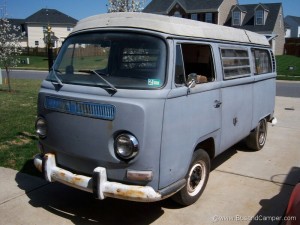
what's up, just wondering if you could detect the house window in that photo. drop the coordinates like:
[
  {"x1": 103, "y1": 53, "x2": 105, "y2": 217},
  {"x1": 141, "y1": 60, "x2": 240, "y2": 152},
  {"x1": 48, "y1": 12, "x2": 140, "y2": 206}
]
[
  {"x1": 232, "y1": 11, "x2": 241, "y2": 26},
  {"x1": 191, "y1": 14, "x2": 198, "y2": 21},
  {"x1": 205, "y1": 13, "x2": 213, "y2": 23},
  {"x1": 174, "y1": 11, "x2": 182, "y2": 18},
  {"x1": 255, "y1": 10, "x2": 264, "y2": 25}
]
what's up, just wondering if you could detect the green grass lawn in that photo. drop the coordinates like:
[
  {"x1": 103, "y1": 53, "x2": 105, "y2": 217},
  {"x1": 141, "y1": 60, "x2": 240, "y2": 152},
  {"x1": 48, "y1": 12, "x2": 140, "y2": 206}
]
[
  {"x1": 0, "y1": 79, "x2": 42, "y2": 176},
  {"x1": 276, "y1": 55, "x2": 300, "y2": 80},
  {"x1": 18, "y1": 55, "x2": 49, "y2": 70}
]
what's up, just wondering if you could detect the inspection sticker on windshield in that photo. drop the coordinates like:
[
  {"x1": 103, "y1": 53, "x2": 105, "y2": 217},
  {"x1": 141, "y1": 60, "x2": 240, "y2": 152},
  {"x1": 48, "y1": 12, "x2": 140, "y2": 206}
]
[{"x1": 148, "y1": 79, "x2": 161, "y2": 86}]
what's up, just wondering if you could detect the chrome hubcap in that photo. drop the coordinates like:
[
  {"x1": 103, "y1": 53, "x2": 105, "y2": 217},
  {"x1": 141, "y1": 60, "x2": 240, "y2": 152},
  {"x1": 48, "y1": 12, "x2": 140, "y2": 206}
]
[{"x1": 187, "y1": 161, "x2": 206, "y2": 196}]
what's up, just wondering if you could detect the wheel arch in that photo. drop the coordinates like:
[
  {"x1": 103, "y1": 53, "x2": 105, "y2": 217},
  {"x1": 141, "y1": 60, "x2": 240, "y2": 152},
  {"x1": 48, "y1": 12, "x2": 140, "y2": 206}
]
[{"x1": 194, "y1": 137, "x2": 215, "y2": 160}]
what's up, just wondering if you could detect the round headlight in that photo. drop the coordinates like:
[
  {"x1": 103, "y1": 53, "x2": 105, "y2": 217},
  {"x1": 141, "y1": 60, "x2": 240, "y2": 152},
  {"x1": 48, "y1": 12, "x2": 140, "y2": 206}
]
[
  {"x1": 35, "y1": 117, "x2": 47, "y2": 138},
  {"x1": 114, "y1": 133, "x2": 139, "y2": 160}
]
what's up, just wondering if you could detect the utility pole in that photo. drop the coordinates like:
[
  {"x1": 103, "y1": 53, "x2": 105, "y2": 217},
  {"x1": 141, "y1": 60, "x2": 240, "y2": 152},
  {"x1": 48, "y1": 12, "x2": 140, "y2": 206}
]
[
  {"x1": 43, "y1": 26, "x2": 54, "y2": 71},
  {"x1": 0, "y1": 0, "x2": 7, "y2": 85},
  {"x1": 0, "y1": 0, "x2": 7, "y2": 18}
]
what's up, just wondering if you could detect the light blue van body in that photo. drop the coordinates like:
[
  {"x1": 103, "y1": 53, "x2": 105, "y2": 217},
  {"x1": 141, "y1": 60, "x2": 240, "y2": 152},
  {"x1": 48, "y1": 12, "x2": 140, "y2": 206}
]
[{"x1": 34, "y1": 13, "x2": 276, "y2": 203}]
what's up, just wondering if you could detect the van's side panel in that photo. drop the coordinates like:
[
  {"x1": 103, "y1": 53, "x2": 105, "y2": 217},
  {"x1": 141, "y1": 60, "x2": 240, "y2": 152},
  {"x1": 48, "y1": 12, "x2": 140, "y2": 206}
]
[
  {"x1": 219, "y1": 78, "x2": 254, "y2": 151},
  {"x1": 252, "y1": 74, "x2": 276, "y2": 128},
  {"x1": 159, "y1": 83, "x2": 221, "y2": 189}
]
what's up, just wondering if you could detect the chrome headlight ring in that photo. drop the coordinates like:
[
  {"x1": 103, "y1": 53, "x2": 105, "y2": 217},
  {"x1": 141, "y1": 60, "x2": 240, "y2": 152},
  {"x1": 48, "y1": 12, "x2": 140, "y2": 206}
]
[
  {"x1": 35, "y1": 117, "x2": 47, "y2": 139},
  {"x1": 114, "y1": 133, "x2": 139, "y2": 161}
]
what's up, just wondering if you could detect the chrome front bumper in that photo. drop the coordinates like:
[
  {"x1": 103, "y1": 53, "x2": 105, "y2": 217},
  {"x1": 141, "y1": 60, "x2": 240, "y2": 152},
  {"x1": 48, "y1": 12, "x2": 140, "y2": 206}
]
[{"x1": 34, "y1": 153, "x2": 162, "y2": 202}]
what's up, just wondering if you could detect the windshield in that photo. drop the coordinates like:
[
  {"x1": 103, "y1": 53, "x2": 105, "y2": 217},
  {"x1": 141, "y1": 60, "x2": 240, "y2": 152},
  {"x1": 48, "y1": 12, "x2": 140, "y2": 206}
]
[{"x1": 47, "y1": 32, "x2": 167, "y2": 89}]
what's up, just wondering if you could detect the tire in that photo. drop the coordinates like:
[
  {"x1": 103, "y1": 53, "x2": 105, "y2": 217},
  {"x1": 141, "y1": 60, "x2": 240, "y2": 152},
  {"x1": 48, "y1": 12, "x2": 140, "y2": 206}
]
[
  {"x1": 246, "y1": 118, "x2": 268, "y2": 151},
  {"x1": 172, "y1": 149, "x2": 210, "y2": 206}
]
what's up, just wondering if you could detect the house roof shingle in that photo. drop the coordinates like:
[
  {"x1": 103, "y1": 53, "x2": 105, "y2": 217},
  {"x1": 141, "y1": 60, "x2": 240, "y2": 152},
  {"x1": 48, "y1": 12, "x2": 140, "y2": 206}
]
[
  {"x1": 143, "y1": 0, "x2": 224, "y2": 14},
  {"x1": 225, "y1": 3, "x2": 282, "y2": 33},
  {"x1": 25, "y1": 8, "x2": 77, "y2": 25},
  {"x1": 285, "y1": 16, "x2": 300, "y2": 25},
  {"x1": 6, "y1": 19, "x2": 27, "y2": 37}
]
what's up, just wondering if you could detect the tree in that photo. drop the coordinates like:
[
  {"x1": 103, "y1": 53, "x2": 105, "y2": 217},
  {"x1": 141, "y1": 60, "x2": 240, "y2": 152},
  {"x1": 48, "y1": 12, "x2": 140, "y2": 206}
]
[
  {"x1": 0, "y1": 18, "x2": 24, "y2": 92},
  {"x1": 107, "y1": 0, "x2": 145, "y2": 13}
]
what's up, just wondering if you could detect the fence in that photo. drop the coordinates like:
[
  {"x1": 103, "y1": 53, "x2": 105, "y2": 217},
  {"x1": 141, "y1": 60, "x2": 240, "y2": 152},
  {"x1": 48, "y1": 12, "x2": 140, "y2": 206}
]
[
  {"x1": 21, "y1": 47, "x2": 60, "y2": 57},
  {"x1": 285, "y1": 38, "x2": 300, "y2": 57}
]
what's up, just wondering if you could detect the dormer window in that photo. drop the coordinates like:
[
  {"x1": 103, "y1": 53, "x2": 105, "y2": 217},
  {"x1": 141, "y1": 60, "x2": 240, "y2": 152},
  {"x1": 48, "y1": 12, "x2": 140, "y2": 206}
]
[
  {"x1": 205, "y1": 13, "x2": 213, "y2": 23},
  {"x1": 255, "y1": 9, "x2": 264, "y2": 25},
  {"x1": 232, "y1": 11, "x2": 241, "y2": 26},
  {"x1": 174, "y1": 11, "x2": 182, "y2": 18}
]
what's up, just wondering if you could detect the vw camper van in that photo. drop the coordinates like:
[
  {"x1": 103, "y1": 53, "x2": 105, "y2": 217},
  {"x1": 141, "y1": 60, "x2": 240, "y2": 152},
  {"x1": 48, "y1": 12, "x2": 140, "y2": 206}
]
[{"x1": 34, "y1": 12, "x2": 276, "y2": 206}]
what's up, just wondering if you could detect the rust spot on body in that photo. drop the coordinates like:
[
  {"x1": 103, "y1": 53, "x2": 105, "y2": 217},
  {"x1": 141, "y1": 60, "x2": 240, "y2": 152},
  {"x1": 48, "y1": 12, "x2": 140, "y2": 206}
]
[{"x1": 107, "y1": 121, "x2": 113, "y2": 132}]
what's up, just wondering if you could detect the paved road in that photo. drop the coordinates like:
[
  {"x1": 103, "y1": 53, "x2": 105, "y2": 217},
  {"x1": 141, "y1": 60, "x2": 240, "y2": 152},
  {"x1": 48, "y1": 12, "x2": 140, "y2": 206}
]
[
  {"x1": 1, "y1": 70, "x2": 300, "y2": 98},
  {"x1": 1, "y1": 69, "x2": 48, "y2": 80},
  {"x1": 276, "y1": 80, "x2": 300, "y2": 98}
]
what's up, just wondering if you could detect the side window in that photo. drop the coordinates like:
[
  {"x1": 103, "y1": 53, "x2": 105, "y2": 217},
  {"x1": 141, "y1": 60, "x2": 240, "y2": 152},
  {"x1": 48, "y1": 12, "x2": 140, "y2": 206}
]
[
  {"x1": 175, "y1": 45, "x2": 185, "y2": 85},
  {"x1": 251, "y1": 49, "x2": 272, "y2": 75},
  {"x1": 175, "y1": 43, "x2": 215, "y2": 85},
  {"x1": 220, "y1": 48, "x2": 251, "y2": 79}
]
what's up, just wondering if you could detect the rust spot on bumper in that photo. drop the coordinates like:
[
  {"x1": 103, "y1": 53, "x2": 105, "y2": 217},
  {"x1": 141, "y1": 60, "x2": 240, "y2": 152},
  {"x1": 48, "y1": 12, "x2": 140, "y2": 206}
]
[
  {"x1": 71, "y1": 176, "x2": 84, "y2": 185},
  {"x1": 116, "y1": 188, "x2": 145, "y2": 198},
  {"x1": 59, "y1": 170, "x2": 66, "y2": 177}
]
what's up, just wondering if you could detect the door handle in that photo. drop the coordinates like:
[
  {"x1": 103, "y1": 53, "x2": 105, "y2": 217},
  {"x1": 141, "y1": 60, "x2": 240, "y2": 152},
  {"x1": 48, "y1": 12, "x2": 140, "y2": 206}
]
[{"x1": 214, "y1": 100, "x2": 222, "y2": 108}]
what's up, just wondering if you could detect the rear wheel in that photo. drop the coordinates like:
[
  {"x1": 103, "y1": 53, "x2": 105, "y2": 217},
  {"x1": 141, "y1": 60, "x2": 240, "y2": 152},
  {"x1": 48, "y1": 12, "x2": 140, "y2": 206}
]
[
  {"x1": 172, "y1": 149, "x2": 210, "y2": 206},
  {"x1": 246, "y1": 118, "x2": 268, "y2": 151}
]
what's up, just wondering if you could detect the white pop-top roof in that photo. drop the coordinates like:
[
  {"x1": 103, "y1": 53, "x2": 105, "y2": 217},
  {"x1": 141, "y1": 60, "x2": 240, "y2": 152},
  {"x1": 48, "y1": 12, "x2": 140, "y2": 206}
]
[{"x1": 72, "y1": 12, "x2": 269, "y2": 46}]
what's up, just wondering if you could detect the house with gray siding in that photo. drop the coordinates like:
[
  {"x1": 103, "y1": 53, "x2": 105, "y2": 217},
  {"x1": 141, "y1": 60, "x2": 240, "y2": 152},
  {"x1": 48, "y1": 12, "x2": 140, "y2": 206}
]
[
  {"x1": 143, "y1": 0, "x2": 237, "y2": 25},
  {"x1": 225, "y1": 3, "x2": 285, "y2": 55},
  {"x1": 8, "y1": 8, "x2": 77, "y2": 48},
  {"x1": 144, "y1": 1, "x2": 285, "y2": 55},
  {"x1": 285, "y1": 16, "x2": 300, "y2": 38},
  {"x1": 7, "y1": 18, "x2": 28, "y2": 47}
]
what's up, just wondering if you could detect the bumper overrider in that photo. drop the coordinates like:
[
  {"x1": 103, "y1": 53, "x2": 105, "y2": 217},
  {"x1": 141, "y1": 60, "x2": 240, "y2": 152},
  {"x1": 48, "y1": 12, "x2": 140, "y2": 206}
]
[{"x1": 33, "y1": 153, "x2": 162, "y2": 202}]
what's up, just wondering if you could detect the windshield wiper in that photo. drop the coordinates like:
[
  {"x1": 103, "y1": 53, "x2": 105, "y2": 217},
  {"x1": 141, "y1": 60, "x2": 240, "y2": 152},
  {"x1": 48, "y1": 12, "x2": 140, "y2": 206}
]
[
  {"x1": 79, "y1": 70, "x2": 118, "y2": 94},
  {"x1": 51, "y1": 68, "x2": 64, "y2": 86}
]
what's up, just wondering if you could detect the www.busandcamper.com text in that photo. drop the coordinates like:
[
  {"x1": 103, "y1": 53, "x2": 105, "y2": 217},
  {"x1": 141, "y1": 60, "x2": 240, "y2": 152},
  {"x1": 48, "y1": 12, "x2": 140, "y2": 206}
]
[{"x1": 212, "y1": 214, "x2": 297, "y2": 223}]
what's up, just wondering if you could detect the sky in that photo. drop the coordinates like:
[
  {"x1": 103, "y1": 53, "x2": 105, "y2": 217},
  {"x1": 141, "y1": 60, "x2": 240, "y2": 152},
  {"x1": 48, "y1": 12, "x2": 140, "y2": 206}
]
[{"x1": 0, "y1": 0, "x2": 299, "y2": 21}]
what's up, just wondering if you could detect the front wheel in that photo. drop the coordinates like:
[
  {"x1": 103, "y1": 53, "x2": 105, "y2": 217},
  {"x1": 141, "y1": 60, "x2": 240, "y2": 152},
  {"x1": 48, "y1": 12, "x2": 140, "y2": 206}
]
[
  {"x1": 172, "y1": 149, "x2": 210, "y2": 206},
  {"x1": 246, "y1": 118, "x2": 268, "y2": 151}
]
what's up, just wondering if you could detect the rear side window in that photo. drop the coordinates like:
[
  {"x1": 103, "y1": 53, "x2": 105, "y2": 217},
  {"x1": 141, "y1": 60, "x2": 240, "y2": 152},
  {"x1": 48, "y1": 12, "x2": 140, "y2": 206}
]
[
  {"x1": 220, "y1": 48, "x2": 251, "y2": 79},
  {"x1": 251, "y1": 49, "x2": 272, "y2": 75}
]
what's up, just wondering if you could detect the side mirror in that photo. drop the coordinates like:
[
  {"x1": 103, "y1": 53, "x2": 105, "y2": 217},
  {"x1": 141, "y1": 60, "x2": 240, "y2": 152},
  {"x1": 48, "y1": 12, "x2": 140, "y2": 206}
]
[
  {"x1": 187, "y1": 79, "x2": 196, "y2": 89},
  {"x1": 186, "y1": 73, "x2": 197, "y2": 88},
  {"x1": 186, "y1": 73, "x2": 197, "y2": 95}
]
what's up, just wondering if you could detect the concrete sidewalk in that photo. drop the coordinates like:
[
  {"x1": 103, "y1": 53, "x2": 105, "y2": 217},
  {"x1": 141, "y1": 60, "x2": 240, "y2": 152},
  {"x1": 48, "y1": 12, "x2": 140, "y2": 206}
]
[{"x1": 0, "y1": 96, "x2": 299, "y2": 225}]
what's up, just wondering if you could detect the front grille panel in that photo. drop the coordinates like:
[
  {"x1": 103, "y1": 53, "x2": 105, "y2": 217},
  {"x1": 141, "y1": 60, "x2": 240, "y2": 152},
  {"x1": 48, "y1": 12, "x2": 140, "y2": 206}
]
[{"x1": 45, "y1": 96, "x2": 116, "y2": 120}]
